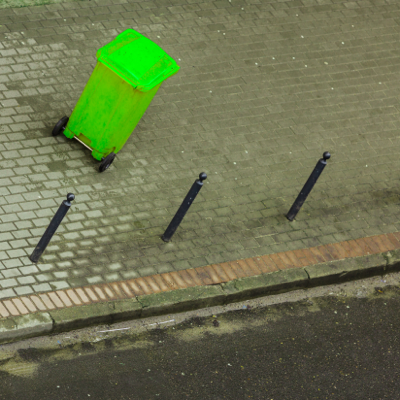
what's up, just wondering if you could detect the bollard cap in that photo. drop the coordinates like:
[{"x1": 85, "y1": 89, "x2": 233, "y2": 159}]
[
  {"x1": 198, "y1": 172, "x2": 207, "y2": 182},
  {"x1": 67, "y1": 193, "x2": 75, "y2": 202},
  {"x1": 322, "y1": 151, "x2": 331, "y2": 161},
  {"x1": 64, "y1": 193, "x2": 75, "y2": 206}
]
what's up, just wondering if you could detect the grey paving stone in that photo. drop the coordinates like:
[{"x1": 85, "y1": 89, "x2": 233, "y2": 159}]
[{"x1": 14, "y1": 285, "x2": 34, "y2": 295}]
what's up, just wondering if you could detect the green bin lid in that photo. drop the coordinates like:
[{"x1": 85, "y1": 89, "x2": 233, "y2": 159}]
[{"x1": 96, "y1": 29, "x2": 180, "y2": 91}]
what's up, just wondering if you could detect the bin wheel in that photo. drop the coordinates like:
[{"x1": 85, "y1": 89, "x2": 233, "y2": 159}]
[
  {"x1": 99, "y1": 152, "x2": 116, "y2": 173},
  {"x1": 52, "y1": 116, "x2": 69, "y2": 136}
]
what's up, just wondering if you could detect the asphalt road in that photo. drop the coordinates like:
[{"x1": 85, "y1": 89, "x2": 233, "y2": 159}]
[{"x1": 0, "y1": 282, "x2": 399, "y2": 399}]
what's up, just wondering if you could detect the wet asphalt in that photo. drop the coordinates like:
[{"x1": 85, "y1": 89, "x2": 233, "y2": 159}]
[{"x1": 0, "y1": 285, "x2": 399, "y2": 399}]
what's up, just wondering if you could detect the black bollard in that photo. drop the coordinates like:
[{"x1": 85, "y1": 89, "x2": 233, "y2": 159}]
[
  {"x1": 286, "y1": 152, "x2": 331, "y2": 221},
  {"x1": 29, "y1": 193, "x2": 75, "y2": 263},
  {"x1": 162, "y1": 173, "x2": 207, "y2": 242}
]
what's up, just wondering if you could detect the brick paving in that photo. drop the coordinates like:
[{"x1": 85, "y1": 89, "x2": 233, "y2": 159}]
[
  {"x1": 0, "y1": 0, "x2": 399, "y2": 302},
  {"x1": 0, "y1": 231, "x2": 398, "y2": 318}
]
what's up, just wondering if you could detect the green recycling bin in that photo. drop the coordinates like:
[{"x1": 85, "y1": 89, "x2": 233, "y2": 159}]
[{"x1": 52, "y1": 29, "x2": 180, "y2": 172}]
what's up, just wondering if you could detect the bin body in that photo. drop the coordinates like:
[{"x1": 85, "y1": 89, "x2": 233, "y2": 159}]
[{"x1": 63, "y1": 29, "x2": 179, "y2": 161}]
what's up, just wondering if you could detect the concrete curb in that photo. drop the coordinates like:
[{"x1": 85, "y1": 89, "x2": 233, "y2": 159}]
[
  {"x1": 1, "y1": 250, "x2": 400, "y2": 344},
  {"x1": 0, "y1": 313, "x2": 53, "y2": 343}
]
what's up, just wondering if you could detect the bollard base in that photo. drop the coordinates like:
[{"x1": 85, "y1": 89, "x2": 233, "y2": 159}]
[
  {"x1": 161, "y1": 235, "x2": 170, "y2": 243},
  {"x1": 286, "y1": 214, "x2": 295, "y2": 222}
]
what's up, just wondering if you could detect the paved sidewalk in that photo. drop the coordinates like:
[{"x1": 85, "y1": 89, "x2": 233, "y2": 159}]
[
  {"x1": 0, "y1": 0, "x2": 400, "y2": 329},
  {"x1": 1, "y1": 230, "x2": 400, "y2": 342}
]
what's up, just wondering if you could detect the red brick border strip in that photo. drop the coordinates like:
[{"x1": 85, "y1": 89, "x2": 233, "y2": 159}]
[{"x1": 0, "y1": 232, "x2": 399, "y2": 319}]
